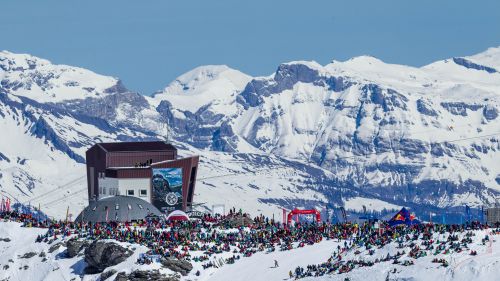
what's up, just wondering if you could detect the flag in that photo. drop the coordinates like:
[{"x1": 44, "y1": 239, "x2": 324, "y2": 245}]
[
  {"x1": 340, "y1": 207, "x2": 347, "y2": 222},
  {"x1": 388, "y1": 208, "x2": 420, "y2": 227}
]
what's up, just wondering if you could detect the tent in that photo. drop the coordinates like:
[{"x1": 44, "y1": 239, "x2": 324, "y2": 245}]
[
  {"x1": 166, "y1": 210, "x2": 190, "y2": 221},
  {"x1": 388, "y1": 207, "x2": 420, "y2": 227}
]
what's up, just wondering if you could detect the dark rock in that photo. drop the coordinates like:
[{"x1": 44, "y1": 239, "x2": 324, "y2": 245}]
[
  {"x1": 416, "y1": 98, "x2": 438, "y2": 116},
  {"x1": 100, "y1": 269, "x2": 117, "y2": 281},
  {"x1": 114, "y1": 272, "x2": 127, "y2": 281},
  {"x1": 115, "y1": 270, "x2": 179, "y2": 281},
  {"x1": 160, "y1": 258, "x2": 193, "y2": 276},
  {"x1": 0, "y1": 237, "x2": 11, "y2": 242},
  {"x1": 20, "y1": 252, "x2": 37, "y2": 259},
  {"x1": 66, "y1": 239, "x2": 89, "y2": 258},
  {"x1": 452, "y1": 57, "x2": 497, "y2": 73},
  {"x1": 48, "y1": 242, "x2": 63, "y2": 253},
  {"x1": 84, "y1": 241, "x2": 133, "y2": 273},
  {"x1": 440, "y1": 102, "x2": 482, "y2": 116},
  {"x1": 38, "y1": 251, "x2": 46, "y2": 258}
]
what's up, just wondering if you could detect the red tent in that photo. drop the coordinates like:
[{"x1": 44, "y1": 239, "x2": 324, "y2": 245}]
[{"x1": 166, "y1": 210, "x2": 190, "y2": 221}]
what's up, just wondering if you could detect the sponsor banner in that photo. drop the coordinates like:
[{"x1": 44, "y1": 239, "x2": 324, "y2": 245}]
[
  {"x1": 186, "y1": 210, "x2": 206, "y2": 219},
  {"x1": 152, "y1": 168, "x2": 183, "y2": 213}
]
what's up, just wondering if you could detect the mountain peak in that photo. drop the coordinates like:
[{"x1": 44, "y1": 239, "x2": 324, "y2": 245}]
[
  {"x1": 155, "y1": 65, "x2": 251, "y2": 96},
  {"x1": 170, "y1": 65, "x2": 248, "y2": 89},
  {"x1": 151, "y1": 65, "x2": 252, "y2": 112},
  {"x1": 0, "y1": 50, "x2": 121, "y2": 102}
]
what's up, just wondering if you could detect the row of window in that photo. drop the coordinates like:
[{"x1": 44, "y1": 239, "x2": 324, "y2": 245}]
[
  {"x1": 99, "y1": 187, "x2": 148, "y2": 197},
  {"x1": 99, "y1": 187, "x2": 119, "y2": 195},
  {"x1": 127, "y1": 189, "x2": 148, "y2": 197},
  {"x1": 90, "y1": 203, "x2": 145, "y2": 212}
]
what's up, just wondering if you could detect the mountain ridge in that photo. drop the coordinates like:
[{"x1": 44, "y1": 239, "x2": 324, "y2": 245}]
[{"x1": 0, "y1": 47, "x2": 499, "y2": 220}]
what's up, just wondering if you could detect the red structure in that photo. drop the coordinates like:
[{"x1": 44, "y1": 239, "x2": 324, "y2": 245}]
[
  {"x1": 166, "y1": 210, "x2": 190, "y2": 221},
  {"x1": 287, "y1": 208, "x2": 321, "y2": 224}
]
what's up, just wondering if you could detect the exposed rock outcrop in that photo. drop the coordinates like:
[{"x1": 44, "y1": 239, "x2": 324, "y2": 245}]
[
  {"x1": 66, "y1": 239, "x2": 89, "y2": 258},
  {"x1": 160, "y1": 258, "x2": 193, "y2": 276},
  {"x1": 114, "y1": 270, "x2": 179, "y2": 281},
  {"x1": 100, "y1": 269, "x2": 117, "y2": 281},
  {"x1": 84, "y1": 241, "x2": 132, "y2": 273}
]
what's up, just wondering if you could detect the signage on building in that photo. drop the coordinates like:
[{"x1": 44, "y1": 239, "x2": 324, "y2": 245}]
[
  {"x1": 186, "y1": 210, "x2": 206, "y2": 219},
  {"x1": 152, "y1": 168, "x2": 183, "y2": 213}
]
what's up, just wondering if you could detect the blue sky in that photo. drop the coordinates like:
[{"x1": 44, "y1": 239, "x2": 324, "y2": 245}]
[{"x1": 2, "y1": 0, "x2": 499, "y2": 94}]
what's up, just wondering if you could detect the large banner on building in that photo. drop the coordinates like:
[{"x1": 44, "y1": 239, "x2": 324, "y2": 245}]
[{"x1": 152, "y1": 168, "x2": 183, "y2": 213}]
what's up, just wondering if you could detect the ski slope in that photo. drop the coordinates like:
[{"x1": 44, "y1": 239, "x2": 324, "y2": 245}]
[{"x1": 201, "y1": 240, "x2": 340, "y2": 281}]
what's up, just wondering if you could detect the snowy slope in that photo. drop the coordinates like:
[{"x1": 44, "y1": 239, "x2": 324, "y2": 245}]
[
  {"x1": 0, "y1": 222, "x2": 156, "y2": 281},
  {"x1": 302, "y1": 230, "x2": 500, "y2": 281}
]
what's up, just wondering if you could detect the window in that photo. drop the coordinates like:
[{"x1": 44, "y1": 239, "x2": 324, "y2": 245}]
[
  {"x1": 127, "y1": 190, "x2": 135, "y2": 196},
  {"x1": 140, "y1": 189, "x2": 147, "y2": 197}
]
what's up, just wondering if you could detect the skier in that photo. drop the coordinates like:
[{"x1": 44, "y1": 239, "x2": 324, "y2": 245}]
[{"x1": 274, "y1": 259, "x2": 279, "y2": 267}]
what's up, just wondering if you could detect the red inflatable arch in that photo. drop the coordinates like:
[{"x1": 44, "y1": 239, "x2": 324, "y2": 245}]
[{"x1": 287, "y1": 208, "x2": 321, "y2": 224}]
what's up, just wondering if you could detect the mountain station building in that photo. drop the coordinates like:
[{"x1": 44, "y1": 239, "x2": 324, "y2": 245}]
[{"x1": 85, "y1": 141, "x2": 199, "y2": 213}]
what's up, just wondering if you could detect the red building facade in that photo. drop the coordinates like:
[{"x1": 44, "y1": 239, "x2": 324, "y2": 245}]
[{"x1": 85, "y1": 141, "x2": 199, "y2": 213}]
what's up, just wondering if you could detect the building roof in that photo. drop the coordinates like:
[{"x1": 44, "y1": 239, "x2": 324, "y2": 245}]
[
  {"x1": 95, "y1": 141, "x2": 176, "y2": 153},
  {"x1": 75, "y1": 196, "x2": 163, "y2": 223}
]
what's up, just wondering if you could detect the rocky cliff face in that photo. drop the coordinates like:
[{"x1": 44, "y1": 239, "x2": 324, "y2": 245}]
[{"x1": 0, "y1": 48, "x2": 499, "y2": 219}]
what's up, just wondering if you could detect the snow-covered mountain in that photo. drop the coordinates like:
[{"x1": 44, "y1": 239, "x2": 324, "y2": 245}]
[{"x1": 0, "y1": 48, "x2": 499, "y2": 219}]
